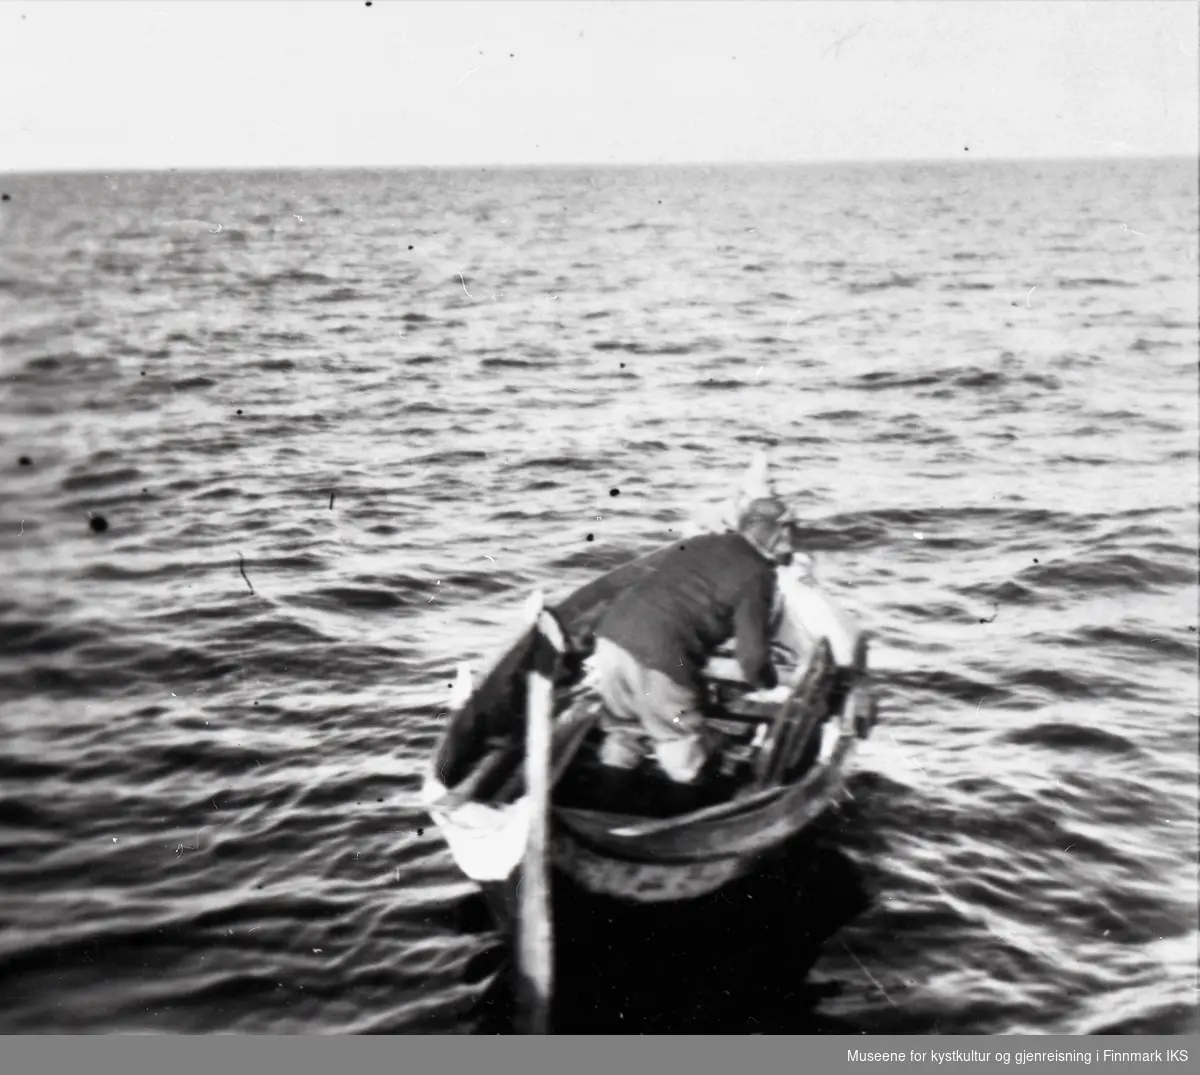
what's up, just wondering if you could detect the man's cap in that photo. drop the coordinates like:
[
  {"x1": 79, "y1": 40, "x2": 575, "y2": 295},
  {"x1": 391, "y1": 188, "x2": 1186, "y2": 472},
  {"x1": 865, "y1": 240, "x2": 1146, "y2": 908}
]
[{"x1": 736, "y1": 496, "x2": 795, "y2": 531}]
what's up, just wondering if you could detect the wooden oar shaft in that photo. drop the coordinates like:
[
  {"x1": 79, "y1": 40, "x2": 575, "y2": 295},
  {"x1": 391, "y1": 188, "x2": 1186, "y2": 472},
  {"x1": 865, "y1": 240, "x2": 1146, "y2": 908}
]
[{"x1": 515, "y1": 610, "x2": 560, "y2": 1035}]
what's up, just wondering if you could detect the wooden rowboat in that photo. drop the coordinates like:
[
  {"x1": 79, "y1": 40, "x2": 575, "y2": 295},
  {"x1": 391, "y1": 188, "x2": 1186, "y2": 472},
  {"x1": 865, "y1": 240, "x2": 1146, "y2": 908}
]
[{"x1": 421, "y1": 453, "x2": 879, "y2": 1031}]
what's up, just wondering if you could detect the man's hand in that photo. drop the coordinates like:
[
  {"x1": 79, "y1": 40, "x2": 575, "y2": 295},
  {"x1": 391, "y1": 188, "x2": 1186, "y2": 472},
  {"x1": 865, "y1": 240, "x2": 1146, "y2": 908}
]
[
  {"x1": 783, "y1": 551, "x2": 817, "y2": 583},
  {"x1": 743, "y1": 682, "x2": 791, "y2": 705}
]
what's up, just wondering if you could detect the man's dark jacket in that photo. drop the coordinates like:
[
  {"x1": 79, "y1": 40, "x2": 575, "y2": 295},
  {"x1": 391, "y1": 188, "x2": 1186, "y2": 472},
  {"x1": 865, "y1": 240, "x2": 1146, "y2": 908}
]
[{"x1": 595, "y1": 532, "x2": 779, "y2": 692}]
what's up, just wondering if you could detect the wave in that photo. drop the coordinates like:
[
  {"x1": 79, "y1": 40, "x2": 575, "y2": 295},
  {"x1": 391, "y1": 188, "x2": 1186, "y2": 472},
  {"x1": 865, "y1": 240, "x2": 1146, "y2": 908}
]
[
  {"x1": 0, "y1": 615, "x2": 107, "y2": 657},
  {"x1": 885, "y1": 669, "x2": 1013, "y2": 704},
  {"x1": 313, "y1": 287, "x2": 361, "y2": 304},
  {"x1": 60, "y1": 466, "x2": 143, "y2": 493},
  {"x1": 697, "y1": 378, "x2": 750, "y2": 390},
  {"x1": 437, "y1": 570, "x2": 521, "y2": 597},
  {"x1": 1000, "y1": 722, "x2": 1138, "y2": 755},
  {"x1": 171, "y1": 376, "x2": 219, "y2": 390},
  {"x1": 1057, "y1": 277, "x2": 1136, "y2": 289},
  {"x1": 81, "y1": 558, "x2": 215, "y2": 582},
  {"x1": 0, "y1": 666, "x2": 100, "y2": 700},
  {"x1": 1029, "y1": 605, "x2": 1188, "y2": 659},
  {"x1": 0, "y1": 753, "x2": 66, "y2": 782},
  {"x1": 16, "y1": 351, "x2": 95, "y2": 375},
  {"x1": 222, "y1": 613, "x2": 334, "y2": 648},
  {"x1": 589, "y1": 339, "x2": 718, "y2": 357},
  {"x1": 480, "y1": 357, "x2": 549, "y2": 369},
  {"x1": 847, "y1": 273, "x2": 921, "y2": 294},
  {"x1": 811, "y1": 409, "x2": 865, "y2": 422},
  {"x1": 410, "y1": 450, "x2": 488, "y2": 465},
  {"x1": 852, "y1": 371, "x2": 942, "y2": 391},
  {"x1": 1020, "y1": 372, "x2": 1063, "y2": 389},
  {"x1": 857, "y1": 366, "x2": 1065, "y2": 395},
  {"x1": 258, "y1": 330, "x2": 311, "y2": 345},
  {"x1": 1130, "y1": 338, "x2": 1179, "y2": 353},
  {"x1": 1004, "y1": 666, "x2": 1130, "y2": 703},
  {"x1": 250, "y1": 270, "x2": 333, "y2": 288},
  {"x1": 1024, "y1": 552, "x2": 1195, "y2": 592},
  {"x1": 804, "y1": 506, "x2": 1090, "y2": 552},
  {"x1": 302, "y1": 585, "x2": 410, "y2": 612},
  {"x1": 511, "y1": 455, "x2": 600, "y2": 473},
  {"x1": 0, "y1": 796, "x2": 58, "y2": 831},
  {"x1": 883, "y1": 599, "x2": 980, "y2": 625},
  {"x1": 954, "y1": 368, "x2": 1006, "y2": 388},
  {"x1": 75, "y1": 639, "x2": 241, "y2": 686}
]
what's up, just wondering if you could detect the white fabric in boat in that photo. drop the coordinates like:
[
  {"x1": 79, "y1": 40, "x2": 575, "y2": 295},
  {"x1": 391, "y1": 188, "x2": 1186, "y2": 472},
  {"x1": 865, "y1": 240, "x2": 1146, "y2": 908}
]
[{"x1": 423, "y1": 775, "x2": 531, "y2": 883}]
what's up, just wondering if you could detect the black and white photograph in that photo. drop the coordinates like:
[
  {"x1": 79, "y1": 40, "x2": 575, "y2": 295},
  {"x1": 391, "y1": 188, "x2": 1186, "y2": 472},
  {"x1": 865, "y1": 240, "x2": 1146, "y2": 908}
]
[{"x1": 1, "y1": 0, "x2": 1197, "y2": 1039}]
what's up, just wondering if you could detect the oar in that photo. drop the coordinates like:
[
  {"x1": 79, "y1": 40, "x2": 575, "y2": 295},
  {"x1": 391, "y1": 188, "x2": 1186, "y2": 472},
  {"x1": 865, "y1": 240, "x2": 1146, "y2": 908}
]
[{"x1": 515, "y1": 591, "x2": 565, "y2": 1035}]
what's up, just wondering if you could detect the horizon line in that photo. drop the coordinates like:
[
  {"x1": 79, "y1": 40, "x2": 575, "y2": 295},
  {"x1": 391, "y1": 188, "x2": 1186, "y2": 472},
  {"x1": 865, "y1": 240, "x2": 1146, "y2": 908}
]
[{"x1": 1, "y1": 152, "x2": 1196, "y2": 179}]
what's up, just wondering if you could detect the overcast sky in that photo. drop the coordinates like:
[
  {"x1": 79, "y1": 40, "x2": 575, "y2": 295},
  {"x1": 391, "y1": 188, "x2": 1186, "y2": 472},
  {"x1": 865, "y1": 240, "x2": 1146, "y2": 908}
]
[{"x1": 1, "y1": 1, "x2": 1196, "y2": 171}]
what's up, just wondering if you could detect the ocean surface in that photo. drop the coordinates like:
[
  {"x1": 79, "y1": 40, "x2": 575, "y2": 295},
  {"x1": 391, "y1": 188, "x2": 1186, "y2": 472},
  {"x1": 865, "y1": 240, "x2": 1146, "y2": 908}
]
[{"x1": 0, "y1": 159, "x2": 1196, "y2": 1035}]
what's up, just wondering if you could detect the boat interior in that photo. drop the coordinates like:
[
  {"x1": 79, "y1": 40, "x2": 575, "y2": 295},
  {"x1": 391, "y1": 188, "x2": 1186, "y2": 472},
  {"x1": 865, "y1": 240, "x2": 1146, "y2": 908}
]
[{"x1": 550, "y1": 631, "x2": 849, "y2": 820}]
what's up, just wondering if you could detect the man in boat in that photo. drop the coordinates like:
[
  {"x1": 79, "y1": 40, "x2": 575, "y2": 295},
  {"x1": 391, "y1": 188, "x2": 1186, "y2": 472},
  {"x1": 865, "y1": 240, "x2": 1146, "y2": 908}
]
[{"x1": 590, "y1": 495, "x2": 797, "y2": 784}]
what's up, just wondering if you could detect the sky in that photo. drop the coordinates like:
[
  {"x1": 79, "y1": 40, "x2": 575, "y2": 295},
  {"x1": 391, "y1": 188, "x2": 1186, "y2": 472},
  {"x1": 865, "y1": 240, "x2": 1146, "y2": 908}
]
[{"x1": 1, "y1": 1, "x2": 1196, "y2": 172}]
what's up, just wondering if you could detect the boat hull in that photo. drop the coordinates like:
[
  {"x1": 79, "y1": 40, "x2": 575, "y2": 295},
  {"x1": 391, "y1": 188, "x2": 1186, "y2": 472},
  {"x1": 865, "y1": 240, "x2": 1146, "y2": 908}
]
[
  {"x1": 550, "y1": 830, "x2": 750, "y2": 903},
  {"x1": 428, "y1": 689, "x2": 859, "y2": 906},
  {"x1": 426, "y1": 790, "x2": 753, "y2": 906}
]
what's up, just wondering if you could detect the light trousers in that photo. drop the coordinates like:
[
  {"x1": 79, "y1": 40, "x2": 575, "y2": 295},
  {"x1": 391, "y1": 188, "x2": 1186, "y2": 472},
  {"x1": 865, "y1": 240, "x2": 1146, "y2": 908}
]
[{"x1": 591, "y1": 638, "x2": 711, "y2": 784}]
